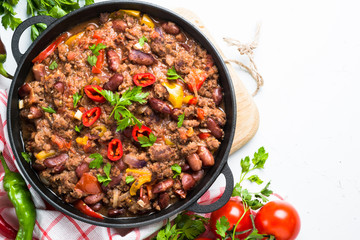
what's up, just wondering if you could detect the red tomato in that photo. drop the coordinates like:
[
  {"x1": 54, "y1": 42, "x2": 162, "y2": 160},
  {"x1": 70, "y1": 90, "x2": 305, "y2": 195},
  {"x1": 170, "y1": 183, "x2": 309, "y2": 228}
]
[
  {"x1": 255, "y1": 201, "x2": 300, "y2": 240},
  {"x1": 209, "y1": 200, "x2": 253, "y2": 239},
  {"x1": 75, "y1": 173, "x2": 102, "y2": 194},
  {"x1": 195, "y1": 238, "x2": 213, "y2": 240}
]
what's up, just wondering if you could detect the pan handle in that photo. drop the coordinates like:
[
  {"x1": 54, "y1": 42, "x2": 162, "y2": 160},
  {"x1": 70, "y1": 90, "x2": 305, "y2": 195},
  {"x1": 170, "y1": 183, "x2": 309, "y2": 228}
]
[
  {"x1": 11, "y1": 15, "x2": 56, "y2": 64},
  {"x1": 186, "y1": 162, "x2": 234, "y2": 213}
]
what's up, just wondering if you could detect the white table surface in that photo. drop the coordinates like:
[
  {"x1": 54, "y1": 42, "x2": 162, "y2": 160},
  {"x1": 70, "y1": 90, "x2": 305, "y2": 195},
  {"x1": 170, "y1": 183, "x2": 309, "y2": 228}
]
[{"x1": 1, "y1": 0, "x2": 359, "y2": 239}]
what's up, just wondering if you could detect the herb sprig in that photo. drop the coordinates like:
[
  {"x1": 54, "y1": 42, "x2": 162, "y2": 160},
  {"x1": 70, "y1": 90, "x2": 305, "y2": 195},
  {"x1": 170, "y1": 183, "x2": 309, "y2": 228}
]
[
  {"x1": 42, "y1": 106, "x2": 56, "y2": 113},
  {"x1": 137, "y1": 133, "x2": 157, "y2": 147},
  {"x1": 95, "y1": 86, "x2": 149, "y2": 131},
  {"x1": 21, "y1": 152, "x2": 31, "y2": 163},
  {"x1": 177, "y1": 113, "x2": 185, "y2": 128},
  {"x1": 167, "y1": 67, "x2": 184, "y2": 81},
  {"x1": 171, "y1": 164, "x2": 181, "y2": 178},
  {"x1": 73, "y1": 92, "x2": 82, "y2": 108},
  {"x1": 97, "y1": 162, "x2": 111, "y2": 186}
]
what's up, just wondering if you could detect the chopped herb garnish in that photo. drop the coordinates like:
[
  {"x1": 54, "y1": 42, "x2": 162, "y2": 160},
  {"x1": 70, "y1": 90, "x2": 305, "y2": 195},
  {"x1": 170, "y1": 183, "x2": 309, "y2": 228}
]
[
  {"x1": 41, "y1": 106, "x2": 56, "y2": 113},
  {"x1": 138, "y1": 36, "x2": 148, "y2": 47},
  {"x1": 49, "y1": 61, "x2": 58, "y2": 70},
  {"x1": 95, "y1": 86, "x2": 149, "y2": 131},
  {"x1": 89, "y1": 43, "x2": 107, "y2": 56},
  {"x1": 97, "y1": 162, "x2": 112, "y2": 186},
  {"x1": 137, "y1": 133, "x2": 157, "y2": 147},
  {"x1": 75, "y1": 124, "x2": 83, "y2": 133},
  {"x1": 87, "y1": 55, "x2": 98, "y2": 66},
  {"x1": 215, "y1": 216, "x2": 231, "y2": 238},
  {"x1": 167, "y1": 66, "x2": 184, "y2": 81},
  {"x1": 21, "y1": 152, "x2": 31, "y2": 163},
  {"x1": 88, "y1": 153, "x2": 103, "y2": 169},
  {"x1": 125, "y1": 175, "x2": 135, "y2": 184},
  {"x1": 177, "y1": 113, "x2": 185, "y2": 128},
  {"x1": 171, "y1": 164, "x2": 182, "y2": 178},
  {"x1": 73, "y1": 92, "x2": 82, "y2": 108}
]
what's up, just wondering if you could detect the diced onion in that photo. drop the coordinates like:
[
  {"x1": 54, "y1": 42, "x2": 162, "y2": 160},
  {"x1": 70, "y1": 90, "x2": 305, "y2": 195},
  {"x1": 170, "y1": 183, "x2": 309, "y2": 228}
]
[
  {"x1": 113, "y1": 189, "x2": 119, "y2": 208},
  {"x1": 74, "y1": 110, "x2": 83, "y2": 120},
  {"x1": 199, "y1": 128, "x2": 211, "y2": 133},
  {"x1": 133, "y1": 43, "x2": 143, "y2": 50},
  {"x1": 19, "y1": 100, "x2": 24, "y2": 109}
]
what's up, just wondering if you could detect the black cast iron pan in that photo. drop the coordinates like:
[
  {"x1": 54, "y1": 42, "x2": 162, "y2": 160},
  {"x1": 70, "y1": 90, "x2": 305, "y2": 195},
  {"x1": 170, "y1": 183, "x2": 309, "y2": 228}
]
[{"x1": 7, "y1": 0, "x2": 236, "y2": 228}]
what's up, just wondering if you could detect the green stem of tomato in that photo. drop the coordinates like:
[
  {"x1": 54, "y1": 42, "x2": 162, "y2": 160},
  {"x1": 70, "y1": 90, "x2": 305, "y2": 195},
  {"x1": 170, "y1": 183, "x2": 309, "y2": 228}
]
[{"x1": 232, "y1": 204, "x2": 249, "y2": 240}]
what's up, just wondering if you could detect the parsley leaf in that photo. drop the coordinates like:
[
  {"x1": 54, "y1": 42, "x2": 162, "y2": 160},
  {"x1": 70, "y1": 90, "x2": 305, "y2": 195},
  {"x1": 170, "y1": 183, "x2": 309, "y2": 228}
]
[
  {"x1": 21, "y1": 152, "x2": 31, "y2": 163},
  {"x1": 89, "y1": 43, "x2": 107, "y2": 56},
  {"x1": 88, "y1": 153, "x2": 103, "y2": 169},
  {"x1": 171, "y1": 164, "x2": 181, "y2": 178},
  {"x1": 247, "y1": 175, "x2": 263, "y2": 185},
  {"x1": 87, "y1": 55, "x2": 97, "y2": 66},
  {"x1": 73, "y1": 92, "x2": 82, "y2": 108},
  {"x1": 137, "y1": 133, "x2": 157, "y2": 147},
  {"x1": 167, "y1": 66, "x2": 183, "y2": 81},
  {"x1": 138, "y1": 36, "x2": 148, "y2": 47},
  {"x1": 97, "y1": 162, "x2": 111, "y2": 186},
  {"x1": 252, "y1": 147, "x2": 268, "y2": 170},
  {"x1": 49, "y1": 60, "x2": 58, "y2": 70},
  {"x1": 125, "y1": 175, "x2": 135, "y2": 184},
  {"x1": 216, "y1": 216, "x2": 230, "y2": 238},
  {"x1": 42, "y1": 106, "x2": 56, "y2": 113},
  {"x1": 177, "y1": 113, "x2": 185, "y2": 128},
  {"x1": 74, "y1": 125, "x2": 82, "y2": 133}
]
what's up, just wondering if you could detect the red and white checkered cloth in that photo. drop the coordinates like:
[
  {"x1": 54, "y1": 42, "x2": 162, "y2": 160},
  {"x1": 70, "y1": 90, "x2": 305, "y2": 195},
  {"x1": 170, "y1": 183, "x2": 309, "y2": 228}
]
[{"x1": 0, "y1": 89, "x2": 225, "y2": 240}]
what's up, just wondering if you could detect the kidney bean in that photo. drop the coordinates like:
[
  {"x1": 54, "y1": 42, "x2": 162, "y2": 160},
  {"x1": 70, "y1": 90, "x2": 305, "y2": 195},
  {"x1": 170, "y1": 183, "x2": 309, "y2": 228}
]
[
  {"x1": 84, "y1": 193, "x2": 104, "y2": 205},
  {"x1": 129, "y1": 50, "x2": 155, "y2": 66},
  {"x1": 107, "y1": 49, "x2": 121, "y2": 72},
  {"x1": 122, "y1": 127, "x2": 132, "y2": 138},
  {"x1": 18, "y1": 83, "x2": 32, "y2": 98},
  {"x1": 170, "y1": 108, "x2": 182, "y2": 121},
  {"x1": 123, "y1": 154, "x2": 146, "y2": 168},
  {"x1": 90, "y1": 202, "x2": 102, "y2": 212},
  {"x1": 54, "y1": 82, "x2": 65, "y2": 93},
  {"x1": 153, "y1": 179, "x2": 174, "y2": 194},
  {"x1": 207, "y1": 117, "x2": 223, "y2": 139},
  {"x1": 52, "y1": 163, "x2": 65, "y2": 174},
  {"x1": 103, "y1": 73, "x2": 123, "y2": 91},
  {"x1": 181, "y1": 163, "x2": 190, "y2": 172},
  {"x1": 32, "y1": 162, "x2": 46, "y2": 171},
  {"x1": 212, "y1": 87, "x2": 223, "y2": 106},
  {"x1": 106, "y1": 173, "x2": 123, "y2": 188},
  {"x1": 162, "y1": 22, "x2": 180, "y2": 35},
  {"x1": 192, "y1": 170, "x2": 204, "y2": 182},
  {"x1": 182, "y1": 173, "x2": 196, "y2": 191},
  {"x1": 149, "y1": 98, "x2": 171, "y2": 114},
  {"x1": 197, "y1": 146, "x2": 214, "y2": 167},
  {"x1": 76, "y1": 163, "x2": 89, "y2": 178},
  {"x1": 108, "y1": 208, "x2": 125, "y2": 217},
  {"x1": 44, "y1": 153, "x2": 69, "y2": 168},
  {"x1": 158, "y1": 192, "x2": 170, "y2": 209},
  {"x1": 175, "y1": 189, "x2": 186, "y2": 199},
  {"x1": 112, "y1": 19, "x2": 127, "y2": 32},
  {"x1": 32, "y1": 63, "x2": 45, "y2": 81},
  {"x1": 186, "y1": 153, "x2": 202, "y2": 171},
  {"x1": 28, "y1": 106, "x2": 43, "y2": 119},
  {"x1": 115, "y1": 159, "x2": 127, "y2": 171}
]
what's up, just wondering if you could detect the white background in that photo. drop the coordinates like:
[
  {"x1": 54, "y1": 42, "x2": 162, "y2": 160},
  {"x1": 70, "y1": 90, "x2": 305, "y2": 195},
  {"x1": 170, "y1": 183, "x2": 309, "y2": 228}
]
[{"x1": 1, "y1": 0, "x2": 360, "y2": 239}]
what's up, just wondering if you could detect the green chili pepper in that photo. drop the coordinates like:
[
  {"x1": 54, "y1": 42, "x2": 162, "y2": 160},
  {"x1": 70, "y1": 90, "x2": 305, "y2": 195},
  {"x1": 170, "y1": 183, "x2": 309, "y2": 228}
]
[
  {"x1": 0, "y1": 37, "x2": 13, "y2": 79},
  {"x1": 0, "y1": 153, "x2": 36, "y2": 240}
]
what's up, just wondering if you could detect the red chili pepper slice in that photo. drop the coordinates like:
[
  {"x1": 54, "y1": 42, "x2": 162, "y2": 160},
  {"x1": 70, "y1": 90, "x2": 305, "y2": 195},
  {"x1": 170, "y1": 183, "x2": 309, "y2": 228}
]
[
  {"x1": 187, "y1": 70, "x2": 207, "y2": 92},
  {"x1": 84, "y1": 85, "x2": 106, "y2": 103},
  {"x1": 188, "y1": 96, "x2": 198, "y2": 105},
  {"x1": 82, "y1": 107, "x2": 101, "y2": 127},
  {"x1": 92, "y1": 49, "x2": 105, "y2": 74},
  {"x1": 74, "y1": 200, "x2": 104, "y2": 219},
  {"x1": 133, "y1": 73, "x2": 156, "y2": 87},
  {"x1": 197, "y1": 108, "x2": 205, "y2": 120},
  {"x1": 132, "y1": 125, "x2": 152, "y2": 142},
  {"x1": 32, "y1": 33, "x2": 68, "y2": 63},
  {"x1": 107, "y1": 138, "x2": 123, "y2": 161},
  {"x1": 198, "y1": 132, "x2": 211, "y2": 140}
]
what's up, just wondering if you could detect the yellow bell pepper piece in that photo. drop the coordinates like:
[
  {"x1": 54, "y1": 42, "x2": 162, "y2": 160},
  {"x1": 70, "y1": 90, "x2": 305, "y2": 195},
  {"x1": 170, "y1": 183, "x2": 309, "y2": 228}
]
[
  {"x1": 76, "y1": 135, "x2": 88, "y2": 146},
  {"x1": 163, "y1": 82, "x2": 184, "y2": 108},
  {"x1": 126, "y1": 168, "x2": 152, "y2": 196},
  {"x1": 65, "y1": 31, "x2": 84, "y2": 46},
  {"x1": 93, "y1": 125, "x2": 107, "y2": 137},
  {"x1": 186, "y1": 127, "x2": 194, "y2": 137},
  {"x1": 122, "y1": 10, "x2": 141, "y2": 18},
  {"x1": 140, "y1": 14, "x2": 154, "y2": 28},
  {"x1": 164, "y1": 136, "x2": 175, "y2": 146},
  {"x1": 35, "y1": 150, "x2": 56, "y2": 160},
  {"x1": 183, "y1": 95, "x2": 194, "y2": 104}
]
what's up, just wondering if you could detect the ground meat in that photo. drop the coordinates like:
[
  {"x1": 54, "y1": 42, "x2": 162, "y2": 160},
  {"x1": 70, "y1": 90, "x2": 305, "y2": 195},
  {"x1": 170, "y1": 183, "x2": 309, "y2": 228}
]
[{"x1": 20, "y1": 9, "x2": 226, "y2": 218}]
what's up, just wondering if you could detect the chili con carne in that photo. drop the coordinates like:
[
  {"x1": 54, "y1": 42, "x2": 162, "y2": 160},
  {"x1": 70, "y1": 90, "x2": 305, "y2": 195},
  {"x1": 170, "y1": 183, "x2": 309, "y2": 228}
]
[
  {"x1": 132, "y1": 125, "x2": 152, "y2": 141},
  {"x1": 107, "y1": 138, "x2": 123, "y2": 161},
  {"x1": 84, "y1": 85, "x2": 106, "y2": 103},
  {"x1": 82, "y1": 107, "x2": 101, "y2": 127},
  {"x1": 74, "y1": 200, "x2": 104, "y2": 219},
  {"x1": 0, "y1": 153, "x2": 36, "y2": 240},
  {"x1": 133, "y1": 73, "x2": 156, "y2": 87},
  {"x1": 32, "y1": 33, "x2": 68, "y2": 63}
]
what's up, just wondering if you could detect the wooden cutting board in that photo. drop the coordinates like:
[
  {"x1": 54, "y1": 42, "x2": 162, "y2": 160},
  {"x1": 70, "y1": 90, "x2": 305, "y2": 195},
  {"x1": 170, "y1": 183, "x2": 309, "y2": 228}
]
[{"x1": 175, "y1": 8, "x2": 260, "y2": 154}]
